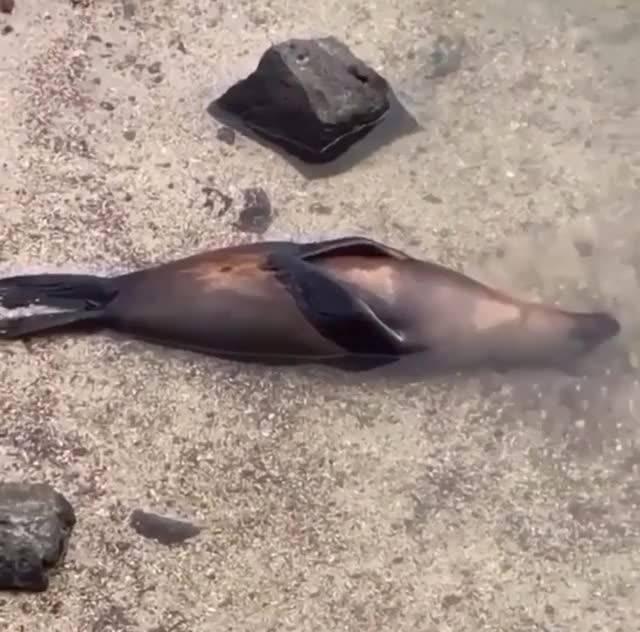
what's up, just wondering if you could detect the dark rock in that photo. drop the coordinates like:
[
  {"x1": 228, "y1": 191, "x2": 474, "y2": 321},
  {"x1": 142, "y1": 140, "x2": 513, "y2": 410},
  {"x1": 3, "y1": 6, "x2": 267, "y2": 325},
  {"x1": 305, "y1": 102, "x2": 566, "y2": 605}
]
[
  {"x1": 130, "y1": 509, "x2": 201, "y2": 545},
  {"x1": 208, "y1": 36, "x2": 393, "y2": 164},
  {"x1": 423, "y1": 193, "x2": 443, "y2": 204},
  {"x1": 441, "y1": 593, "x2": 463, "y2": 609},
  {"x1": 123, "y1": 129, "x2": 136, "y2": 141},
  {"x1": 233, "y1": 187, "x2": 272, "y2": 234},
  {"x1": 0, "y1": 482, "x2": 76, "y2": 592},
  {"x1": 100, "y1": 100, "x2": 116, "y2": 111},
  {"x1": 574, "y1": 239, "x2": 594, "y2": 258},
  {"x1": 147, "y1": 61, "x2": 162, "y2": 74},
  {"x1": 424, "y1": 34, "x2": 466, "y2": 79},
  {"x1": 202, "y1": 185, "x2": 233, "y2": 216},
  {"x1": 309, "y1": 202, "x2": 332, "y2": 215},
  {"x1": 0, "y1": 0, "x2": 14, "y2": 15},
  {"x1": 216, "y1": 126, "x2": 235, "y2": 145},
  {"x1": 121, "y1": 0, "x2": 136, "y2": 19},
  {"x1": 1, "y1": 24, "x2": 12, "y2": 35}
]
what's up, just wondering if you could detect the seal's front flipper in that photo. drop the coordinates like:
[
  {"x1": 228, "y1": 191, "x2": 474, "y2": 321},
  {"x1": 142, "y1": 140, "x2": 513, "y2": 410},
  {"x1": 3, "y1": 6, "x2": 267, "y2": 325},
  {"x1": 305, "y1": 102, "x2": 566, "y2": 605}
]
[
  {"x1": 266, "y1": 251, "x2": 418, "y2": 357},
  {"x1": 297, "y1": 236, "x2": 413, "y2": 262}
]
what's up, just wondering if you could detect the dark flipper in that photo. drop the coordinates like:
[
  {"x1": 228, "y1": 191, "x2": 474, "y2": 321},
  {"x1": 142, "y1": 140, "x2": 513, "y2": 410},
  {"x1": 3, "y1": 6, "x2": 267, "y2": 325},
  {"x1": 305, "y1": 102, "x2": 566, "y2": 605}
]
[
  {"x1": 296, "y1": 236, "x2": 413, "y2": 262},
  {"x1": 0, "y1": 272, "x2": 119, "y2": 341},
  {"x1": 0, "y1": 273, "x2": 118, "y2": 310},
  {"x1": 265, "y1": 251, "x2": 417, "y2": 357},
  {"x1": 0, "y1": 309, "x2": 107, "y2": 340}
]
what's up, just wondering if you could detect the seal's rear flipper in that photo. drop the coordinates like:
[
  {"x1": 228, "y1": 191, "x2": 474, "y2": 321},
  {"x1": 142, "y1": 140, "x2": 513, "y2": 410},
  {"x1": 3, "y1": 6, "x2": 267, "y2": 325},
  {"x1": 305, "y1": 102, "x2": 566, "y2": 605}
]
[
  {"x1": 0, "y1": 309, "x2": 107, "y2": 340},
  {"x1": 0, "y1": 273, "x2": 119, "y2": 310},
  {"x1": 265, "y1": 250, "x2": 419, "y2": 357},
  {"x1": 0, "y1": 272, "x2": 120, "y2": 341}
]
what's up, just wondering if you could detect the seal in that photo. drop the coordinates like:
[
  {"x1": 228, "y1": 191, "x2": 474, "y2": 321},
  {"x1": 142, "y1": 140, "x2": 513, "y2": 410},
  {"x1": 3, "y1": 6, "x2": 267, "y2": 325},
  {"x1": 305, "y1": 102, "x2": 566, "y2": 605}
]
[{"x1": 0, "y1": 236, "x2": 621, "y2": 373}]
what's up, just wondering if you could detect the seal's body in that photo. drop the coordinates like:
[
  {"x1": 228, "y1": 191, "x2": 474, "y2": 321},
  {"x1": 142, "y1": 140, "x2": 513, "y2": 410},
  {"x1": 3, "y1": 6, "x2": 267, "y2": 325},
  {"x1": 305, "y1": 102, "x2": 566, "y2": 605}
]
[{"x1": 0, "y1": 236, "x2": 621, "y2": 372}]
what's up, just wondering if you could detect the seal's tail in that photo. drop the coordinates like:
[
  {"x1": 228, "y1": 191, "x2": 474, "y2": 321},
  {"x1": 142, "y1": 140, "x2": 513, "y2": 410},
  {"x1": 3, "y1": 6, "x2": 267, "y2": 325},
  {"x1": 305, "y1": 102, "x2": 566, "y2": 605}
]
[{"x1": 0, "y1": 272, "x2": 119, "y2": 340}]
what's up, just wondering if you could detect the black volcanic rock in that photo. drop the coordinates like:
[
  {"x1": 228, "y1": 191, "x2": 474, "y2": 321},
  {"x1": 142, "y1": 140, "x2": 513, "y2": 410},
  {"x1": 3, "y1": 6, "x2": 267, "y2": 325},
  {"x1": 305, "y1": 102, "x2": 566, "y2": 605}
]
[
  {"x1": 209, "y1": 36, "x2": 392, "y2": 164},
  {"x1": 233, "y1": 187, "x2": 273, "y2": 234},
  {"x1": 0, "y1": 482, "x2": 76, "y2": 592}
]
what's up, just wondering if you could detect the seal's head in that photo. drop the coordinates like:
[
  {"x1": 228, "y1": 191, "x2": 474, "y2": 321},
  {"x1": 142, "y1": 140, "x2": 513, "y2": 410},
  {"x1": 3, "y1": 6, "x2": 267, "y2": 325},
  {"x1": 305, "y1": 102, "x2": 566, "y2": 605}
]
[
  {"x1": 474, "y1": 303, "x2": 623, "y2": 372},
  {"x1": 567, "y1": 311, "x2": 621, "y2": 351}
]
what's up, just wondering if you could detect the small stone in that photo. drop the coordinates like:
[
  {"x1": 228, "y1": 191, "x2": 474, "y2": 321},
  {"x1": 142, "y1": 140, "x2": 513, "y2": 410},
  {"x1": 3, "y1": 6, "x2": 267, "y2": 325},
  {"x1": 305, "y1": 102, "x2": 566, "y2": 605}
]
[
  {"x1": 216, "y1": 126, "x2": 235, "y2": 145},
  {"x1": 1, "y1": 24, "x2": 12, "y2": 35},
  {"x1": 441, "y1": 593, "x2": 463, "y2": 609},
  {"x1": 100, "y1": 101, "x2": 116, "y2": 111},
  {"x1": 202, "y1": 185, "x2": 233, "y2": 216},
  {"x1": 209, "y1": 36, "x2": 392, "y2": 163},
  {"x1": 122, "y1": 0, "x2": 136, "y2": 19},
  {"x1": 424, "y1": 34, "x2": 466, "y2": 79},
  {"x1": 123, "y1": 129, "x2": 136, "y2": 141},
  {"x1": 147, "y1": 61, "x2": 162, "y2": 74},
  {"x1": 309, "y1": 202, "x2": 332, "y2": 215},
  {"x1": 0, "y1": 482, "x2": 76, "y2": 592},
  {"x1": 0, "y1": 0, "x2": 14, "y2": 15},
  {"x1": 152, "y1": 74, "x2": 164, "y2": 84},
  {"x1": 130, "y1": 509, "x2": 201, "y2": 545},
  {"x1": 574, "y1": 239, "x2": 594, "y2": 257},
  {"x1": 233, "y1": 187, "x2": 273, "y2": 234}
]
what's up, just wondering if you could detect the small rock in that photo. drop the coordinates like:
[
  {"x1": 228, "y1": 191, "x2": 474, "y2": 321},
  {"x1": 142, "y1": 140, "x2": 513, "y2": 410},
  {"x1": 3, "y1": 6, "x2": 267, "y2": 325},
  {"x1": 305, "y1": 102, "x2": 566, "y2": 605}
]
[
  {"x1": 0, "y1": 482, "x2": 76, "y2": 592},
  {"x1": 234, "y1": 187, "x2": 273, "y2": 234},
  {"x1": 123, "y1": 129, "x2": 136, "y2": 141},
  {"x1": 0, "y1": 0, "x2": 14, "y2": 15},
  {"x1": 1, "y1": 24, "x2": 12, "y2": 35},
  {"x1": 130, "y1": 510, "x2": 201, "y2": 546},
  {"x1": 424, "y1": 34, "x2": 466, "y2": 79},
  {"x1": 309, "y1": 202, "x2": 332, "y2": 215},
  {"x1": 121, "y1": 0, "x2": 136, "y2": 19},
  {"x1": 574, "y1": 239, "x2": 593, "y2": 257},
  {"x1": 202, "y1": 185, "x2": 233, "y2": 216},
  {"x1": 216, "y1": 126, "x2": 235, "y2": 145},
  {"x1": 100, "y1": 100, "x2": 116, "y2": 111},
  {"x1": 209, "y1": 36, "x2": 392, "y2": 163},
  {"x1": 174, "y1": 38, "x2": 187, "y2": 54},
  {"x1": 441, "y1": 593, "x2": 463, "y2": 609},
  {"x1": 147, "y1": 61, "x2": 161, "y2": 74}
]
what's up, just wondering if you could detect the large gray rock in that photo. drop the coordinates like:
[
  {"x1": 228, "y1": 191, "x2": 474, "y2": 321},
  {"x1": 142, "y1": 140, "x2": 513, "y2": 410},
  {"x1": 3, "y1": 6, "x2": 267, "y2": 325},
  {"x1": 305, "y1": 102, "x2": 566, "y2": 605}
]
[
  {"x1": 209, "y1": 36, "x2": 392, "y2": 164},
  {"x1": 0, "y1": 482, "x2": 76, "y2": 591}
]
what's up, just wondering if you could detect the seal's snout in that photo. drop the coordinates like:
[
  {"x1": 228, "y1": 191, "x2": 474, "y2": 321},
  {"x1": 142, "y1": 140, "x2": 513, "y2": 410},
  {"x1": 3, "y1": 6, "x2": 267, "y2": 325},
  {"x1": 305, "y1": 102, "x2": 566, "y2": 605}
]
[{"x1": 569, "y1": 311, "x2": 621, "y2": 349}]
